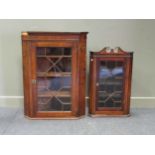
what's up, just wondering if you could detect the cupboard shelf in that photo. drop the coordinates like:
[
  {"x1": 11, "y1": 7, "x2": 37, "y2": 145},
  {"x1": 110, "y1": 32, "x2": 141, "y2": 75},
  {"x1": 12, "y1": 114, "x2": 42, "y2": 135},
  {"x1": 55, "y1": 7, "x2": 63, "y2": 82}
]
[
  {"x1": 38, "y1": 91, "x2": 71, "y2": 97},
  {"x1": 99, "y1": 82, "x2": 122, "y2": 85},
  {"x1": 37, "y1": 55, "x2": 72, "y2": 58},
  {"x1": 100, "y1": 77, "x2": 123, "y2": 80},
  {"x1": 115, "y1": 77, "x2": 123, "y2": 79},
  {"x1": 98, "y1": 100, "x2": 121, "y2": 103},
  {"x1": 98, "y1": 95, "x2": 122, "y2": 97},
  {"x1": 38, "y1": 102, "x2": 71, "y2": 105},
  {"x1": 98, "y1": 90, "x2": 122, "y2": 92},
  {"x1": 37, "y1": 72, "x2": 72, "y2": 77}
]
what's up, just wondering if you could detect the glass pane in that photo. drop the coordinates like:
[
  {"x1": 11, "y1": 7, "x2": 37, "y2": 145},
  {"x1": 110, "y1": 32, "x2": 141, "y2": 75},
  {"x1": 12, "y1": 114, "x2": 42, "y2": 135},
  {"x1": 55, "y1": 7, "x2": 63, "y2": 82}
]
[
  {"x1": 36, "y1": 47, "x2": 72, "y2": 111},
  {"x1": 97, "y1": 60, "x2": 124, "y2": 109}
]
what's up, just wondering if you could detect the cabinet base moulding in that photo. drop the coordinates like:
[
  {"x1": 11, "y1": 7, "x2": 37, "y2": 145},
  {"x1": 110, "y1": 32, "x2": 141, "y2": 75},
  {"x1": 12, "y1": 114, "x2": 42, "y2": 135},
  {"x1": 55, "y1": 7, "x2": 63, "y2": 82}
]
[
  {"x1": 89, "y1": 114, "x2": 131, "y2": 117},
  {"x1": 25, "y1": 115, "x2": 85, "y2": 120}
]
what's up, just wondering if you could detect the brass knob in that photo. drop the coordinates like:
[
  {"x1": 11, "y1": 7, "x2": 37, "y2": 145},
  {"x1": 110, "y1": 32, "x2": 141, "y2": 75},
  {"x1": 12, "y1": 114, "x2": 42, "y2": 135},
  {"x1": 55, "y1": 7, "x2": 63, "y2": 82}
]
[
  {"x1": 96, "y1": 83, "x2": 99, "y2": 86},
  {"x1": 32, "y1": 79, "x2": 36, "y2": 84}
]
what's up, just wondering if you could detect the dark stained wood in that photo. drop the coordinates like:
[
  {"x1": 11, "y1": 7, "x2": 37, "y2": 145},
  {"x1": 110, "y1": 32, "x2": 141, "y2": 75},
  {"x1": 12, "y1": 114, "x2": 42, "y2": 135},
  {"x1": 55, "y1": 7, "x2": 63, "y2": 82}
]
[
  {"x1": 89, "y1": 56, "x2": 97, "y2": 115},
  {"x1": 78, "y1": 33, "x2": 87, "y2": 116},
  {"x1": 89, "y1": 47, "x2": 133, "y2": 116},
  {"x1": 22, "y1": 32, "x2": 88, "y2": 119},
  {"x1": 22, "y1": 40, "x2": 29, "y2": 116}
]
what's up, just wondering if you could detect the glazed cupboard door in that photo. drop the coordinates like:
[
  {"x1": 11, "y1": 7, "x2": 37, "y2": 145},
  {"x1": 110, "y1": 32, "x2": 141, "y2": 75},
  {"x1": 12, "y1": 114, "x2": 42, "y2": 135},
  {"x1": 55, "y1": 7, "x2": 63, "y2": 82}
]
[
  {"x1": 96, "y1": 58, "x2": 125, "y2": 111},
  {"x1": 30, "y1": 42, "x2": 78, "y2": 118}
]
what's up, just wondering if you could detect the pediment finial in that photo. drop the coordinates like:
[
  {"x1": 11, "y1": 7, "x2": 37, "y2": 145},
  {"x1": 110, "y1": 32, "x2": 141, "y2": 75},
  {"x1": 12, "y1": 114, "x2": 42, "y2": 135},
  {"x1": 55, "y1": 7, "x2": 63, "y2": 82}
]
[{"x1": 98, "y1": 47, "x2": 127, "y2": 54}]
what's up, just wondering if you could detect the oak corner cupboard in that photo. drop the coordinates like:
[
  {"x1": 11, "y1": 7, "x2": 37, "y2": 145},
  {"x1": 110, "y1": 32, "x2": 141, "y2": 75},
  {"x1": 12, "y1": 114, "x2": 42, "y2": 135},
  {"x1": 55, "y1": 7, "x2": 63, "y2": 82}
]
[
  {"x1": 89, "y1": 47, "x2": 133, "y2": 117},
  {"x1": 22, "y1": 32, "x2": 88, "y2": 119}
]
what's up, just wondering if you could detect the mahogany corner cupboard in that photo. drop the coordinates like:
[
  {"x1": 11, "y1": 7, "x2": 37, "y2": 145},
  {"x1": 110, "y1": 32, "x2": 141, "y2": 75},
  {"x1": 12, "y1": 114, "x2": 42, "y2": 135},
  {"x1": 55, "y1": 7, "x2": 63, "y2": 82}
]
[
  {"x1": 22, "y1": 32, "x2": 88, "y2": 119},
  {"x1": 89, "y1": 47, "x2": 133, "y2": 117}
]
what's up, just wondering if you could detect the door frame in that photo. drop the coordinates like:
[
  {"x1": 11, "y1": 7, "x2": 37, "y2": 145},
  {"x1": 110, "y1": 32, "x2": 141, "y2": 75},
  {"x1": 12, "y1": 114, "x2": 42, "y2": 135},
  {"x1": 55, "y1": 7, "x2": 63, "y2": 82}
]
[
  {"x1": 29, "y1": 41, "x2": 79, "y2": 118},
  {"x1": 89, "y1": 56, "x2": 130, "y2": 116}
]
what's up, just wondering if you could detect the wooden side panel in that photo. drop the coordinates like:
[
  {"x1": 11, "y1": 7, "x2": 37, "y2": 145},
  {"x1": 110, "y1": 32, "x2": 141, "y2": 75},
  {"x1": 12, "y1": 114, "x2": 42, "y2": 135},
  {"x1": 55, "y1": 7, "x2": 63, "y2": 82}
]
[
  {"x1": 29, "y1": 43, "x2": 37, "y2": 116},
  {"x1": 22, "y1": 40, "x2": 34, "y2": 117},
  {"x1": 78, "y1": 34, "x2": 87, "y2": 116},
  {"x1": 123, "y1": 53, "x2": 133, "y2": 115},
  {"x1": 71, "y1": 42, "x2": 80, "y2": 116},
  {"x1": 22, "y1": 40, "x2": 28, "y2": 115},
  {"x1": 89, "y1": 54, "x2": 97, "y2": 115}
]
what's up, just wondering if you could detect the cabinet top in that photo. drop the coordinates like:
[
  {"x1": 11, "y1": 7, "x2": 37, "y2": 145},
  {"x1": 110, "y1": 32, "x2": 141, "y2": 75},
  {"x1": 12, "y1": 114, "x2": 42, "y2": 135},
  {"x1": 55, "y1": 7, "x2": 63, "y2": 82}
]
[
  {"x1": 22, "y1": 31, "x2": 88, "y2": 41},
  {"x1": 22, "y1": 31, "x2": 88, "y2": 36}
]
